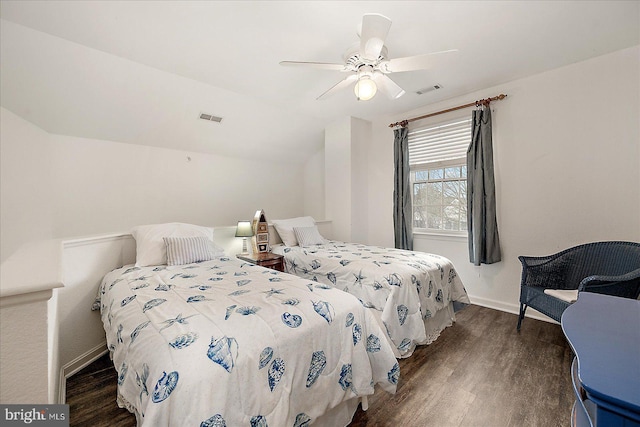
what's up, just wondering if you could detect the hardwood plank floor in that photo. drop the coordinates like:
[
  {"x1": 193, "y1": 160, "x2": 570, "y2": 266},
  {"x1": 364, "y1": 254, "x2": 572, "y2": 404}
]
[{"x1": 66, "y1": 305, "x2": 574, "y2": 426}]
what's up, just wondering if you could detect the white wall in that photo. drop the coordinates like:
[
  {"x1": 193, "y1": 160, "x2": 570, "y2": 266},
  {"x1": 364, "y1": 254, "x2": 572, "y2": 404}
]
[
  {"x1": 48, "y1": 133, "x2": 306, "y2": 237},
  {"x1": 324, "y1": 116, "x2": 372, "y2": 242},
  {"x1": 0, "y1": 108, "x2": 54, "y2": 261},
  {"x1": 325, "y1": 117, "x2": 353, "y2": 240},
  {"x1": 303, "y1": 147, "x2": 326, "y2": 223},
  {"x1": 350, "y1": 117, "x2": 371, "y2": 244},
  {"x1": 0, "y1": 297, "x2": 51, "y2": 403},
  {"x1": 366, "y1": 46, "x2": 640, "y2": 315},
  {"x1": 1, "y1": 107, "x2": 307, "y2": 259}
]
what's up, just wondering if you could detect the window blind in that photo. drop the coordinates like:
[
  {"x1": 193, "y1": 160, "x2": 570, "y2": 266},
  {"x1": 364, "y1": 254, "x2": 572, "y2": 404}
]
[{"x1": 408, "y1": 117, "x2": 472, "y2": 167}]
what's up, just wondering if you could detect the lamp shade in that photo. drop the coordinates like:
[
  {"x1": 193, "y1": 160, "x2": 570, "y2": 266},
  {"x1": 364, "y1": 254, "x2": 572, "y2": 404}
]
[{"x1": 235, "y1": 221, "x2": 253, "y2": 237}]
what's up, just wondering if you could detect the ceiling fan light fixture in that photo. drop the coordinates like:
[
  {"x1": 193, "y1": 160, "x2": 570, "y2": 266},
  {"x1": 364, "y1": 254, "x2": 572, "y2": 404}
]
[{"x1": 354, "y1": 76, "x2": 377, "y2": 100}]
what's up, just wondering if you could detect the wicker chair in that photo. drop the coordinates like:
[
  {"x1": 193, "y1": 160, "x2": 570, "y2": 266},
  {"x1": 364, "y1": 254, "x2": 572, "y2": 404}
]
[{"x1": 516, "y1": 241, "x2": 640, "y2": 330}]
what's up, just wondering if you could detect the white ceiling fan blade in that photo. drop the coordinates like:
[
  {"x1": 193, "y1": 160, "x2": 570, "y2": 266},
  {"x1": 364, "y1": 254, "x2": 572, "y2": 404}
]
[
  {"x1": 373, "y1": 73, "x2": 405, "y2": 99},
  {"x1": 359, "y1": 13, "x2": 392, "y2": 61},
  {"x1": 381, "y1": 49, "x2": 458, "y2": 73},
  {"x1": 316, "y1": 75, "x2": 357, "y2": 100},
  {"x1": 280, "y1": 61, "x2": 348, "y2": 71}
]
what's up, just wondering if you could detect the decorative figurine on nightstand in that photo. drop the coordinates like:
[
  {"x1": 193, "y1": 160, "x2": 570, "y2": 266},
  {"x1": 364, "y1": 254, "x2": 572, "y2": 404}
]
[{"x1": 251, "y1": 209, "x2": 270, "y2": 253}]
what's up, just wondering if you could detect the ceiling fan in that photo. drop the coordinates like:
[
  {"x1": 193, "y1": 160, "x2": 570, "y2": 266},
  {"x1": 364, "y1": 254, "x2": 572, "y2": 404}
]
[{"x1": 280, "y1": 13, "x2": 457, "y2": 101}]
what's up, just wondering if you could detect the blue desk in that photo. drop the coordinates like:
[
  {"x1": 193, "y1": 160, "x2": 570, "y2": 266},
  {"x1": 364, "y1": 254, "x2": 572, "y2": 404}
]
[{"x1": 562, "y1": 293, "x2": 640, "y2": 427}]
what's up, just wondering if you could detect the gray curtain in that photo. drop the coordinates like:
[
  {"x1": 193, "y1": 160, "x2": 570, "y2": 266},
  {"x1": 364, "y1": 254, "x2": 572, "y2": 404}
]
[
  {"x1": 393, "y1": 127, "x2": 413, "y2": 250},
  {"x1": 467, "y1": 107, "x2": 501, "y2": 265}
]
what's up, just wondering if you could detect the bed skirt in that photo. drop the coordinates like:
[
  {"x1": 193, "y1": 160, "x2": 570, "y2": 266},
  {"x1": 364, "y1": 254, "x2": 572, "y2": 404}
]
[
  {"x1": 369, "y1": 302, "x2": 457, "y2": 358},
  {"x1": 313, "y1": 396, "x2": 367, "y2": 427}
]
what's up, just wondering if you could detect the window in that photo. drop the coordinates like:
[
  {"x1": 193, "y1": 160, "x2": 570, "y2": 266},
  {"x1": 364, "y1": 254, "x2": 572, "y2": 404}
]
[
  {"x1": 408, "y1": 117, "x2": 471, "y2": 233},
  {"x1": 411, "y1": 162, "x2": 467, "y2": 231}
]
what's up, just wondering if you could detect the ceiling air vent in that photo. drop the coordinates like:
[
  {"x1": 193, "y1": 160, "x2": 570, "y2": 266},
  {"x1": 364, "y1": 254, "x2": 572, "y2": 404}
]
[
  {"x1": 199, "y1": 113, "x2": 223, "y2": 123},
  {"x1": 416, "y1": 84, "x2": 442, "y2": 95}
]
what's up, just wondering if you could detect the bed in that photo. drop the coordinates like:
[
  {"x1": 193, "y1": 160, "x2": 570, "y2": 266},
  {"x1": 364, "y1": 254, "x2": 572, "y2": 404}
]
[
  {"x1": 93, "y1": 223, "x2": 399, "y2": 427},
  {"x1": 270, "y1": 217, "x2": 471, "y2": 358}
]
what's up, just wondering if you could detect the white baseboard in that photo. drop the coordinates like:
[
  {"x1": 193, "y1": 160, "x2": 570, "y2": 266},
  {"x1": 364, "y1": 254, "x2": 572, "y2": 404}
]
[
  {"x1": 58, "y1": 341, "x2": 108, "y2": 404},
  {"x1": 467, "y1": 295, "x2": 557, "y2": 325}
]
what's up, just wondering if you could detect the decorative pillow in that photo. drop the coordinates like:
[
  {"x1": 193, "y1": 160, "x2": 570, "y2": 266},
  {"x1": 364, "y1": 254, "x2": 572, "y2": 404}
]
[
  {"x1": 131, "y1": 223, "x2": 220, "y2": 266},
  {"x1": 293, "y1": 226, "x2": 326, "y2": 246},
  {"x1": 272, "y1": 216, "x2": 316, "y2": 246},
  {"x1": 164, "y1": 236, "x2": 222, "y2": 266}
]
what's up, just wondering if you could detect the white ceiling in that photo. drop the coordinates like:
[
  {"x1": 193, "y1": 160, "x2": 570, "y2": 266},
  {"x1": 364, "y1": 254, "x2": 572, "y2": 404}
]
[{"x1": 1, "y1": 1, "x2": 638, "y2": 163}]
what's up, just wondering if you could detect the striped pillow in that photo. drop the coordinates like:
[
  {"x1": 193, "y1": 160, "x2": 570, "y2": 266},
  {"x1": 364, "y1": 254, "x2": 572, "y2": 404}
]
[
  {"x1": 293, "y1": 226, "x2": 326, "y2": 246},
  {"x1": 164, "y1": 236, "x2": 219, "y2": 266}
]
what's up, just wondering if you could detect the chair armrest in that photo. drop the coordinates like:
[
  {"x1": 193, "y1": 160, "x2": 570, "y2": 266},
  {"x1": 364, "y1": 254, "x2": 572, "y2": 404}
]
[
  {"x1": 578, "y1": 268, "x2": 640, "y2": 299},
  {"x1": 518, "y1": 254, "x2": 574, "y2": 290},
  {"x1": 518, "y1": 255, "x2": 555, "y2": 268}
]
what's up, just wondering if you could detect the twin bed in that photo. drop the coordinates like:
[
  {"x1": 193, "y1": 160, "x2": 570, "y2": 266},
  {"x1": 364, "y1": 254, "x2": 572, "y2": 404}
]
[
  {"x1": 271, "y1": 216, "x2": 470, "y2": 358},
  {"x1": 93, "y1": 220, "x2": 469, "y2": 426}
]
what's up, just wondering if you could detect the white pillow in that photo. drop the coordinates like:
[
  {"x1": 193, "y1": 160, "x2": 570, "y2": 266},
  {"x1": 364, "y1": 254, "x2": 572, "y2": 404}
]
[
  {"x1": 164, "y1": 236, "x2": 224, "y2": 266},
  {"x1": 272, "y1": 216, "x2": 316, "y2": 246},
  {"x1": 131, "y1": 223, "x2": 220, "y2": 266},
  {"x1": 293, "y1": 226, "x2": 326, "y2": 246}
]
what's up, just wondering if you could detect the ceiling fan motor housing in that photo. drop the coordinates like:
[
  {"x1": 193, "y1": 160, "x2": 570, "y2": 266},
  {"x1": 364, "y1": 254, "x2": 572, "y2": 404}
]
[{"x1": 344, "y1": 44, "x2": 390, "y2": 73}]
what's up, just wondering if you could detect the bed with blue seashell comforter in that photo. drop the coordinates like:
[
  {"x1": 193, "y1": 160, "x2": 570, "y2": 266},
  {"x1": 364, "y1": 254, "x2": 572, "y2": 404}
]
[
  {"x1": 271, "y1": 241, "x2": 470, "y2": 358},
  {"x1": 95, "y1": 256, "x2": 399, "y2": 427}
]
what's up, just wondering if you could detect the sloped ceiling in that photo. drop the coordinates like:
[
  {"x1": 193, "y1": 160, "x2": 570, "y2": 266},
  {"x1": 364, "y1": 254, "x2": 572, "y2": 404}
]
[{"x1": 1, "y1": 1, "x2": 638, "y2": 163}]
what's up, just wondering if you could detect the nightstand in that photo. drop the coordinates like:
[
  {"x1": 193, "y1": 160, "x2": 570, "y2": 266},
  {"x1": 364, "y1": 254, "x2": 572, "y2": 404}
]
[{"x1": 236, "y1": 252, "x2": 284, "y2": 272}]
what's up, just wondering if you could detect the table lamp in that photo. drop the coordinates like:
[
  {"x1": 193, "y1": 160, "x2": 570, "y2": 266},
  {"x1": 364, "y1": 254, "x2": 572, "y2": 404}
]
[{"x1": 235, "y1": 221, "x2": 253, "y2": 254}]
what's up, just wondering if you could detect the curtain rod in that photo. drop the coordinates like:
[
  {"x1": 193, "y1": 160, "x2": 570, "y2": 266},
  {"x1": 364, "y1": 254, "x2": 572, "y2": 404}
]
[{"x1": 388, "y1": 94, "x2": 507, "y2": 128}]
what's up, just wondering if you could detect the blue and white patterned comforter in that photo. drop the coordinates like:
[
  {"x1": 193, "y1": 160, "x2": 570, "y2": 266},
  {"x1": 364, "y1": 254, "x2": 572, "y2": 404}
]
[
  {"x1": 272, "y1": 242, "x2": 470, "y2": 357},
  {"x1": 95, "y1": 256, "x2": 398, "y2": 427}
]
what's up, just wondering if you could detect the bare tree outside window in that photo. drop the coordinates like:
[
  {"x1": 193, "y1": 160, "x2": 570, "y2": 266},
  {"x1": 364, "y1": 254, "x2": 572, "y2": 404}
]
[{"x1": 412, "y1": 165, "x2": 466, "y2": 231}]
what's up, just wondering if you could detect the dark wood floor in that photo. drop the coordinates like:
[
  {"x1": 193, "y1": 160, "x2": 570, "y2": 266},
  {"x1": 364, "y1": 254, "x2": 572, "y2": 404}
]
[{"x1": 66, "y1": 305, "x2": 574, "y2": 427}]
